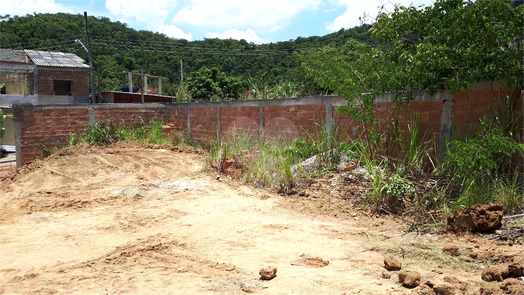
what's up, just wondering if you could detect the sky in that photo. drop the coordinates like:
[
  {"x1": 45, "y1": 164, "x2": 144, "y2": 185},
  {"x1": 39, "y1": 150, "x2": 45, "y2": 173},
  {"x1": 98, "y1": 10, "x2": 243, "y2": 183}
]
[{"x1": 4, "y1": 0, "x2": 435, "y2": 44}]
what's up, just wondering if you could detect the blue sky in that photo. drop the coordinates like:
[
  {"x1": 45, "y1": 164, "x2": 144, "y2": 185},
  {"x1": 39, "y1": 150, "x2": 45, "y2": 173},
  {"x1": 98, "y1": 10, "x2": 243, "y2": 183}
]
[{"x1": 5, "y1": 0, "x2": 435, "y2": 44}]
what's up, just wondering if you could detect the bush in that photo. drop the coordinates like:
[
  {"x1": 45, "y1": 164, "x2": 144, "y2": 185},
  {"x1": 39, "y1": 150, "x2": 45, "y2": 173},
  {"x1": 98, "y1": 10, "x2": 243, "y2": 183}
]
[
  {"x1": 444, "y1": 121, "x2": 523, "y2": 183},
  {"x1": 443, "y1": 120, "x2": 523, "y2": 209}
]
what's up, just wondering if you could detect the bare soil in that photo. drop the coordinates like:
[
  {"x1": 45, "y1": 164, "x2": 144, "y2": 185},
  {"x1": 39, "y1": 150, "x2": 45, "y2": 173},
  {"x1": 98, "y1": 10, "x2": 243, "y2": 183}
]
[{"x1": 0, "y1": 142, "x2": 523, "y2": 294}]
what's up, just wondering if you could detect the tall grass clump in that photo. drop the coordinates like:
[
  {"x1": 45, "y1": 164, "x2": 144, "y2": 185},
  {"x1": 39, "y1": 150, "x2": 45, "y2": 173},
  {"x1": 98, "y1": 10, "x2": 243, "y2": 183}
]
[
  {"x1": 82, "y1": 120, "x2": 116, "y2": 146},
  {"x1": 68, "y1": 118, "x2": 180, "y2": 147},
  {"x1": 148, "y1": 119, "x2": 169, "y2": 144},
  {"x1": 441, "y1": 120, "x2": 523, "y2": 212},
  {"x1": 404, "y1": 114, "x2": 435, "y2": 174}
]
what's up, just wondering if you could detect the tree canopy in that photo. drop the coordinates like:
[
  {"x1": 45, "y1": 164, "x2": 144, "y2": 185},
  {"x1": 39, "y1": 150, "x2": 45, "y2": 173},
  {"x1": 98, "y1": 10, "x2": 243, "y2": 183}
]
[
  {"x1": 302, "y1": 0, "x2": 523, "y2": 122},
  {"x1": 0, "y1": 13, "x2": 371, "y2": 98}
]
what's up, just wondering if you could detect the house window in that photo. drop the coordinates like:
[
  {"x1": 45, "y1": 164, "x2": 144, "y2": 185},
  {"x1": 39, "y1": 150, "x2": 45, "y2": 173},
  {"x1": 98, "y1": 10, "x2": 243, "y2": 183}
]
[{"x1": 53, "y1": 80, "x2": 72, "y2": 95}]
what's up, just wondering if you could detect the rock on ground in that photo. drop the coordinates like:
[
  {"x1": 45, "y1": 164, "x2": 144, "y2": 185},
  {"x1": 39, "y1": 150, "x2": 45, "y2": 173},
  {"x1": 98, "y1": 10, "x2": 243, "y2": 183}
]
[
  {"x1": 384, "y1": 256, "x2": 402, "y2": 271},
  {"x1": 259, "y1": 266, "x2": 277, "y2": 280},
  {"x1": 398, "y1": 270, "x2": 421, "y2": 288}
]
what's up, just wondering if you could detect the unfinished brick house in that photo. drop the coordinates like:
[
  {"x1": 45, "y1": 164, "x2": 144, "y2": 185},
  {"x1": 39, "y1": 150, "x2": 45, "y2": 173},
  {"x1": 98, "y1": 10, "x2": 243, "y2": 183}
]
[{"x1": 0, "y1": 49, "x2": 89, "y2": 105}]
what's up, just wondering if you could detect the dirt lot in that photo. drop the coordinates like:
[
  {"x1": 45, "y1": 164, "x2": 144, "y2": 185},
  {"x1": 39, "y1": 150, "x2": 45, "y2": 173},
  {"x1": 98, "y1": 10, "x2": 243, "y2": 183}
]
[{"x1": 0, "y1": 142, "x2": 523, "y2": 294}]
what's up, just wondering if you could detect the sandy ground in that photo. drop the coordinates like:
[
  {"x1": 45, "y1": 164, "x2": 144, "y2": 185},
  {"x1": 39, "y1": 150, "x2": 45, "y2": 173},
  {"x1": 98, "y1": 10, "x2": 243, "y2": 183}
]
[{"x1": 0, "y1": 142, "x2": 522, "y2": 295}]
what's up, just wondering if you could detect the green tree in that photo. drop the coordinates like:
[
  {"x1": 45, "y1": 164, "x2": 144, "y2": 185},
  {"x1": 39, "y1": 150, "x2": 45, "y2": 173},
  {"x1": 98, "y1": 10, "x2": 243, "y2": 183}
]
[
  {"x1": 186, "y1": 67, "x2": 246, "y2": 101},
  {"x1": 372, "y1": 0, "x2": 523, "y2": 94},
  {"x1": 302, "y1": 0, "x2": 523, "y2": 121}
]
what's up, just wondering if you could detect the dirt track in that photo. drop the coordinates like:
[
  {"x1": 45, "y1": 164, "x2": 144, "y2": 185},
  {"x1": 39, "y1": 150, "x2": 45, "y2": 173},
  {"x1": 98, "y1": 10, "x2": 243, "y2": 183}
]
[{"x1": 0, "y1": 142, "x2": 523, "y2": 294}]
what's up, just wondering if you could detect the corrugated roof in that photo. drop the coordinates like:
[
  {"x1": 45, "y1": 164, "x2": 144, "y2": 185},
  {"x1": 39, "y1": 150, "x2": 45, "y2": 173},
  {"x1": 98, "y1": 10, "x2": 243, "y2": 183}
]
[
  {"x1": 24, "y1": 49, "x2": 89, "y2": 68},
  {"x1": 0, "y1": 49, "x2": 28, "y2": 62}
]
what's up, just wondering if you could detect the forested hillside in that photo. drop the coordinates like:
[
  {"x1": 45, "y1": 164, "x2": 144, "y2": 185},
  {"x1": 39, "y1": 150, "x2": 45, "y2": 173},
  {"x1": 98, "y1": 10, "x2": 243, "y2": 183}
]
[{"x1": 0, "y1": 13, "x2": 371, "y2": 98}]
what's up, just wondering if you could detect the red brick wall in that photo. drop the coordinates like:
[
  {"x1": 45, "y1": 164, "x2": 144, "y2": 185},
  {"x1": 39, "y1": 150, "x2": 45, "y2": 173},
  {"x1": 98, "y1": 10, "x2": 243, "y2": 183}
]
[
  {"x1": 221, "y1": 106, "x2": 258, "y2": 144},
  {"x1": 38, "y1": 68, "x2": 88, "y2": 96},
  {"x1": 263, "y1": 104, "x2": 326, "y2": 141},
  {"x1": 12, "y1": 85, "x2": 524, "y2": 166},
  {"x1": 94, "y1": 106, "x2": 166, "y2": 126},
  {"x1": 453, "y1": 85, "x2": 521, "y2": 137},
  {"x1": 14, "y1": 104, "x2": 89, "y2": 164},
  {"x1": 190, "y1": 107, "x2": 219, "y2": 145},
  {"x1": 1, "y1": 107, "x2": 13, "y2": 115}
]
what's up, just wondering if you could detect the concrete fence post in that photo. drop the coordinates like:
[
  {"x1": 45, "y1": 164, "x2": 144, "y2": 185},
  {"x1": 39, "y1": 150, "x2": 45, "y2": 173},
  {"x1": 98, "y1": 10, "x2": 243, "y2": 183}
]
[
  {"x1": 186, "y1": 107, "x2": 191, "y2": 139},
  {"x1": 325, "y1": 102, "x2": 333, "y2": 144},
  {"x1": 259, "y1": 105, "x2": 264, "y2": 141},
  {"x1": 217, "y1": 107, "x2": 221, "y2": 145},
  {"x1": 88, "y1": 107, "x2": 95, "y2": 125},
  {"x1": 438, "y1": 91, "x2": 453, "y2": 162}
]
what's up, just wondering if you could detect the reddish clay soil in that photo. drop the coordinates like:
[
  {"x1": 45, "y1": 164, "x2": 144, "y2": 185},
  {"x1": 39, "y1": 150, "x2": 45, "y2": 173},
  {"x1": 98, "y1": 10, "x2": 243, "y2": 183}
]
[{"x1": 0, "y1": 142, "x2": 523, "y2": 294}]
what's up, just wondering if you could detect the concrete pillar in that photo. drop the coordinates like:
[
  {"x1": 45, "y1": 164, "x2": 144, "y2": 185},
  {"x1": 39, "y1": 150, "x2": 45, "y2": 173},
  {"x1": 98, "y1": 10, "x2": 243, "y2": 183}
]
[
  {"x1": 216, "y1": 107, "x2": 221, "y2": 145},
  {"x1": 259, "y1": 105, "x2": 264, "y2": 141},
  {"x1": 186, "y1": 107, "x2": 191, "y2": 139},
  {"x1": 128, "y1": 72, "x2": 132, "y2": 93},
  {"x1": 33, "y1": 68, "x2": 39, "y2": 95},
  {"x1": 325, "y1": 102, "x2": 333, "y2": 144},
  {"x1": 88, "y1": 107, "x2": 95, "y2": 125},
  {"x1": 158, "y1": 78, "x2": 162, "y2": 95},
  {"x1": 438, "y1": 90, "x2": 453, "y2": 162}
]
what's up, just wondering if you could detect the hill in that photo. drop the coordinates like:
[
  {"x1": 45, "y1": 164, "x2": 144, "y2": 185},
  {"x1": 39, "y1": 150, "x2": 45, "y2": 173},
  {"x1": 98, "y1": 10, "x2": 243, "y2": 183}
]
[{"x1": 0, "y1": 13, "x2": 371, "y2": 96}]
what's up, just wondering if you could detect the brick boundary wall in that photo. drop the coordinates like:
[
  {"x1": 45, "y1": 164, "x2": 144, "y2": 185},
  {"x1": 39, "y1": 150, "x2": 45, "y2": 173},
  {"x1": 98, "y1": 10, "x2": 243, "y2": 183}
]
[{"x1": 12, "y1": 82, "x2": 523, "y2": 167}]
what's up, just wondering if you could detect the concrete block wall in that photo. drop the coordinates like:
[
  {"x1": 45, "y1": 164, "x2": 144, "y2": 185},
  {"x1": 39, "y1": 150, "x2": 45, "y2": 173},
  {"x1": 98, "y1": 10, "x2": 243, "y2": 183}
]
[{"x1": 11, "y1": 83, "x2": 523, "y2": 167}]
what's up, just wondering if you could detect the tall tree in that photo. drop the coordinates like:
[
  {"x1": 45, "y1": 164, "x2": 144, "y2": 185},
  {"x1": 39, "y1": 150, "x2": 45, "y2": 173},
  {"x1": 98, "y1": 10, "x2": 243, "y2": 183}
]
[{"x1": 302, "y1": 0, "x2": 523, "y2": 121}]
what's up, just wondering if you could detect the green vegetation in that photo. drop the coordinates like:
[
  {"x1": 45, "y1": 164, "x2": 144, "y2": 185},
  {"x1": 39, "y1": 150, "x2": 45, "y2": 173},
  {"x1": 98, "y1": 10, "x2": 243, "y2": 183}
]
[
  {"x1": 68, "y1": 118, "x2": 192, "y2": 147},
  {"x1": 0, "y1": 12, "x2": 372, "y2": 100},
  {"x1": 302, "y1": 0, "x2": 523, "y2": 122},
  {"x1": 440, "y1": 120, "x2": 524, "y2": 212},
  {"x1": 186, "y1": 67, "x2": 246, "y2": 101},
  {"x1": 0, "y1": 110, "x2": 6, "y2": 140}
]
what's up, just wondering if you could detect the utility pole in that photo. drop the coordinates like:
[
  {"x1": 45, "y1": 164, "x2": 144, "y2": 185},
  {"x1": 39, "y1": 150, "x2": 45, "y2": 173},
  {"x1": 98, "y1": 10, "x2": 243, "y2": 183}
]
[{"x1": 84, "y1": 12, "x2": 95, "y2": 103}]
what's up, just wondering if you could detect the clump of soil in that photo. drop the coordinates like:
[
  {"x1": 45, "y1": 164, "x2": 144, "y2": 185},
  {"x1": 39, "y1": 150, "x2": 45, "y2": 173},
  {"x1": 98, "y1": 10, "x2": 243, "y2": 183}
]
[
  {"x1": 259, "y1": 266, "x2": 277, "y2": 280},
  {"x1": 447, "y1": 204, "x2": 503, "y2": 233},
  {"x1": 384, "y1": 256, "x2": 402, "y2": 271},
  {"x1": 398, "y1": 270, "x2": 421, "y2": 288}
]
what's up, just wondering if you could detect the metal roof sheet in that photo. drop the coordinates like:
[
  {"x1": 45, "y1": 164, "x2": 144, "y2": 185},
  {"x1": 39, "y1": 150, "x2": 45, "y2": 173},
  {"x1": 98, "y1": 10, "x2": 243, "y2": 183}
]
[
  {"x1": 0, "y1": 49, "x2": 27, "y2": 62},
  {"x1": 24, "y1": 49, "x2": 89, "y2": 68}
]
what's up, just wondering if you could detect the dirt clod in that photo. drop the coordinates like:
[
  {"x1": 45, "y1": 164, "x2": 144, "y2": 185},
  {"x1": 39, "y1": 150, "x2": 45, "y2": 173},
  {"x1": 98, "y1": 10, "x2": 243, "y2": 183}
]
[
  {"x1": 508, "y1": 256, "x2": 524, "y2": 276},
  {"x1": 482, "y1": 265, "x2": 510, "y2": 282},
  {"x1": 384, "y1": 256, "x2": 402, "y2": 271},
  {"x1": 501, "y1": 278, "x2": 524, "y2": 295},
  {"x1": 259, "y1": 266, "x2": 277, "y2": 280},
  {"x1": 398, "y1": 270, "x2": 421, "y2": 288},
  {"x1": 433, "y1": 282, "x2": 456, "y2": 295},
  {"x1": 447, "y1": 204, "x2": 503, "y2": 233},
  {"x1": 443, "y1": 245, "x2": 460, "y2": 256}
]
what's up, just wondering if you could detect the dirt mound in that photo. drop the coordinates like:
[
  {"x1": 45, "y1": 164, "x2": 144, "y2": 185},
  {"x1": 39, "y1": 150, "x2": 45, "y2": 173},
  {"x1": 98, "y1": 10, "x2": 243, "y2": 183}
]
[
  {"x1": 447, "y1": 204, "x2": 503, "y2": 233},
  {"x1": 1, "y1": 141, "x2": 524, "y2": 294}
]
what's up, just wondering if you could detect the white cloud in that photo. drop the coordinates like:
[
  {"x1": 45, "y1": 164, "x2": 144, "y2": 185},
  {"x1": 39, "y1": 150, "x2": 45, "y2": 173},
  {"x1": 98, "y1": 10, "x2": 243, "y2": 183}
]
[
  {"x1": 159, "y1": 25, "x2": 193, "y2": 40},
  {"x1": 206, "y1": 28, "x2": 268, "y2": 44},
  {"x1": 106, "y1": 0, "x2": 170, "y2": 28},
  {"x1": 173, "y1": 0, "x2": 321, "y2": 33},
  {"x1": 105, "y1": 0, "x2": 192, "y2": 40},
  {"x1": 4, "y1": 0, "x2": 71, "y2": 16},
  {"x1": 326, "y1": 0, "x2": 432, "y2": 32}
]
